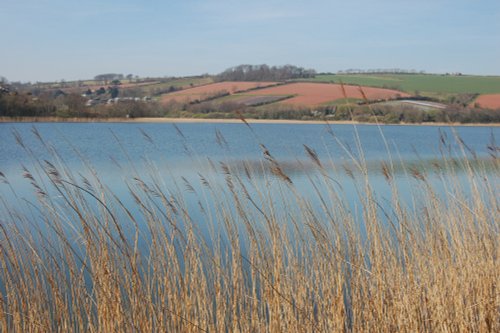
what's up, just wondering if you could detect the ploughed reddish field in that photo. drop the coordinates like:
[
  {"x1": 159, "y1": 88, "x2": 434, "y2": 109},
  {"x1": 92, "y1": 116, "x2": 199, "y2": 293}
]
[
  {"x1": 246, "y1": 83, "x2": 409, "y2": 106},
  {"x1": 161, "y1": 82, "x2": 277, "y2": 104},
  {"x1": 474, "y1": 94, "x2": 500, "y2": 109}
]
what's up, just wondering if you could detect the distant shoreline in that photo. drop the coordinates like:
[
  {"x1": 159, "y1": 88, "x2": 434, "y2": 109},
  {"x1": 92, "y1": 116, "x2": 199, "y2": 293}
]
[{"x1": 0, "y1": 116, "x2": 499, "y2": 127}]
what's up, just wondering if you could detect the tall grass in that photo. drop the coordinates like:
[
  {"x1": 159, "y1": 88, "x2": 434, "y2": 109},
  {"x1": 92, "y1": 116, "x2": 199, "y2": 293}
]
[{"x1": 0, "y1": 124, "x2": 498, "y2": 332}]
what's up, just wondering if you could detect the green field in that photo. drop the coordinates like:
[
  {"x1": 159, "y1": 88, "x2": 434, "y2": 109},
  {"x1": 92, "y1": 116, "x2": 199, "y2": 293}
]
[
  {"x1": 310, "y1": 74, "x2": 500, "y2": 95},
  {"x1": 138, "y1": 77, "x2": 213, "y2": 95}
]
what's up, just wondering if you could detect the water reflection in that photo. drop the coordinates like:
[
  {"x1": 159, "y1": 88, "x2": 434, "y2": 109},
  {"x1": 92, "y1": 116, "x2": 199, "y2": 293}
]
[{"x1": 0, "y1": 123, "x2": 498, "y2": 241}]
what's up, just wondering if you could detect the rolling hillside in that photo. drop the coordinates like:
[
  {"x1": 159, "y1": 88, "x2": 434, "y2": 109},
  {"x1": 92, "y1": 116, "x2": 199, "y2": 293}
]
[
  {"x1": 159, "y1": 82, "x2": 408, "y2": 107},
  {"x1": 310, "y1": 74, "x2": 500, "y2": 94}
]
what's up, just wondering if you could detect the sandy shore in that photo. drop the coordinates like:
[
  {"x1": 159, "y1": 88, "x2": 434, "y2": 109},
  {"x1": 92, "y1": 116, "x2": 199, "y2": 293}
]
[{"x1": 0, "y1": 116, "x2": 498, "y2": 127}]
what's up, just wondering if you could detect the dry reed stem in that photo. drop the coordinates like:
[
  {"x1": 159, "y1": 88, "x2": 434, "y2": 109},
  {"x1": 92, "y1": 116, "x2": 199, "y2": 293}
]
[{"x1": 0, "y1": 128, "x2": 498, "y2": 332}]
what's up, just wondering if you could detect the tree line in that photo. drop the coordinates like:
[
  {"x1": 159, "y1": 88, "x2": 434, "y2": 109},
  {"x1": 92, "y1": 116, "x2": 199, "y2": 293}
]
[
  {"x1": 337, "y1": 69, "x2": 426, "y2": 74},
  {"x1": 216, "y1": 64, "x2": 316, "y2": 82}
]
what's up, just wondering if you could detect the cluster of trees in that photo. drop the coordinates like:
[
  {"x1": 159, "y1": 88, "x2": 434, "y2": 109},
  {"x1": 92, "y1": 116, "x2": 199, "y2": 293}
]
[
  {"x1": 146, "y1": 85, "x2": 184, "y2": 97},
  {"x1": 446, "y1": 93, "x2": 478, "y2": 108},
  {"x1": 160, "y1": 99, "x2": 500, "y2": 124},
  {"x1": 332, "y1": 104, "x2": 500, "y2": 124},
  {"x1": 84, "y1": 86, "x2": 121, "y2": 99},
  {"x1": 93, "y1": 73, "x2": 137, "y2": 84},
  {"x1": 157, "y1": 99, "x2": 319, "y2": 120},
  {"x1": 337, "y1": 69, "x2": 426, "y2": 74},
  {"x1": 216, "y1": 64, "x2": 316, "y2": 82},
  {"x1": 0, "y1": 92, "x2": 90, "y2": 118},
  {"x1": 0, "y1": 91, "x2": 162, "y2": 118},
  {"x1": 94, "y1": 73, "x2": 124, "y2": 82}
]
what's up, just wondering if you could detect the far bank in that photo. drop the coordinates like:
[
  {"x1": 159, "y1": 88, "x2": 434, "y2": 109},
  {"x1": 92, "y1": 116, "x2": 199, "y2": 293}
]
[{"x1": 1, "y1": 116, "x2": 499, "y2": 127}]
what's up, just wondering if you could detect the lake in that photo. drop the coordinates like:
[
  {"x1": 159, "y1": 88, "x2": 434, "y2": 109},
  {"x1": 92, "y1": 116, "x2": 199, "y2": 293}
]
[
  {"x1": 1, "y1": 122, "x2": 497, "y2": 170},
  {"x1": 0, "y1": 122, "x2": 497, "y2": 241},
  {"x1": 0, "y1": 122, "x2": 498, "y2": 331}
]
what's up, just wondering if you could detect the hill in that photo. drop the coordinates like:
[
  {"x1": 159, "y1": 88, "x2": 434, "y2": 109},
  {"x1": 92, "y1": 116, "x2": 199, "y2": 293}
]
[
  {"x1": 309, "y1": 73, "x2": 500, "y2": 95},
  {"x1": 160, "y1": 82, "x2": 407, "y2": 107},
  {"x1": 2, "y1": 68, "x2": 500, "y2": 123}
]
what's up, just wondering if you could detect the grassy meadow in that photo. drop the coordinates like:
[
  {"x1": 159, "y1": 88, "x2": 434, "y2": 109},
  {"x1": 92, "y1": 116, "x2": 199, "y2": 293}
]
[
  {"x1": 311, "y1": 74, "x2": 500, "y2": 95},
  {"x1": 142, "y1": 77, "x2": 214, "y2": 93},
  {"x1": 0, "y1": 125, "x2": 498, "y2": 332}
]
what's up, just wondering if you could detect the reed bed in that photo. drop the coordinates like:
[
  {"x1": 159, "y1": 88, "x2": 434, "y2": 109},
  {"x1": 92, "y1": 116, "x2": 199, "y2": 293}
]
[{"x1": 0, "y1": 124, "x2": 498, "y2": 332}]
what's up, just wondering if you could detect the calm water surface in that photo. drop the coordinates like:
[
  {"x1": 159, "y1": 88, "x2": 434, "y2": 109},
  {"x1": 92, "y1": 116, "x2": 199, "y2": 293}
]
[
  {"x1": 1, "y1": 122, "x2": 497, "y2": 169},
  {"x1": 0, "y1": 122, "x2": 498, "y2": 237}
]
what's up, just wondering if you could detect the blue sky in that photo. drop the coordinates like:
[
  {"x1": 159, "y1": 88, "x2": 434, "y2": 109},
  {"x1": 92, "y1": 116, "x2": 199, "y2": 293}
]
[{"x1": 1, "y1": 0, "x2": 499, "y2": 82}]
